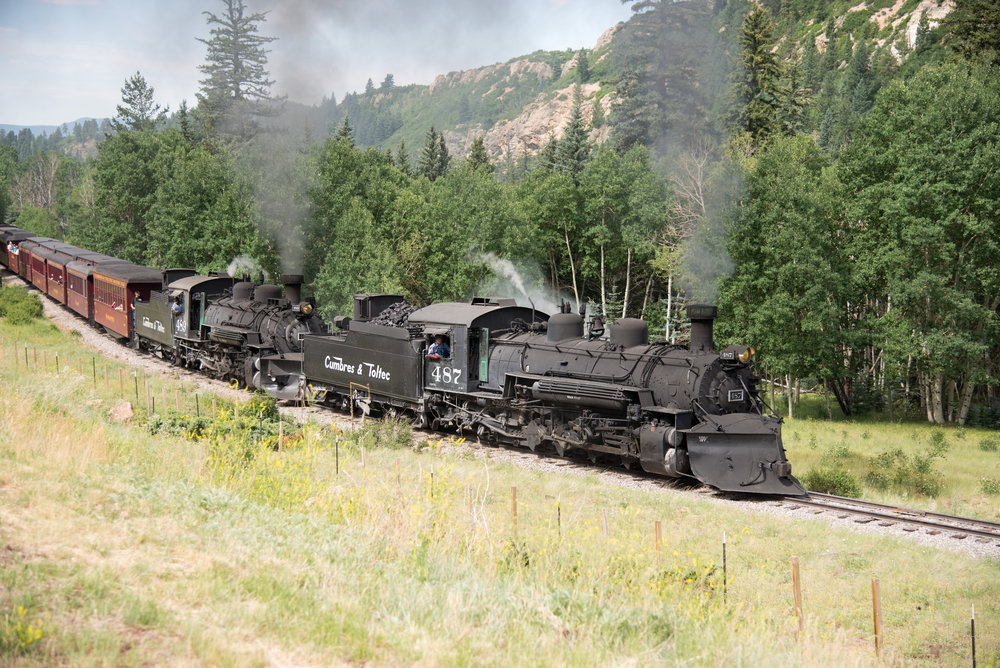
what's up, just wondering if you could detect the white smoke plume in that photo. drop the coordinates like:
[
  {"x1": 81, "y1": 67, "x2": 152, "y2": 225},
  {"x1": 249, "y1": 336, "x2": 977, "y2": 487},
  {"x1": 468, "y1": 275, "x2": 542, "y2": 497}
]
[
  {"x1": 227, "y1": 254, "x2": 268, "y2": 280},
  {"x1": 472, "y1": 252, "x2": 569, "y2": 315}
]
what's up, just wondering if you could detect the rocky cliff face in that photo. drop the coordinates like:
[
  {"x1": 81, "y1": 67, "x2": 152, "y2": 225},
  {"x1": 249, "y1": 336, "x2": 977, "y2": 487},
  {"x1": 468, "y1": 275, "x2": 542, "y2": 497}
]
[{"x1": 426, "y1": 25, "x2": 622, "y2": 160}]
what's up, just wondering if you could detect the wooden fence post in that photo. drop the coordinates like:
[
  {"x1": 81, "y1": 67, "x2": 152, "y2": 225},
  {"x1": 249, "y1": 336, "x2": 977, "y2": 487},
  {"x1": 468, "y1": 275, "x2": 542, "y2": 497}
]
[
  {"x1": 791, "y1": 556, "x2": 804, "y2": 638},
  {"x1": 723, "y1": 532, "x2": 728, "y2": 605},
  {"x1": 511, "y1": 486, "x2": 518, "y2": 537},
  {"x1": 971, "y1": 604, "x2": 976, "y2": 668},
  {"x1": 871, "y1": 577, "x2": 883, "y2": 660}
]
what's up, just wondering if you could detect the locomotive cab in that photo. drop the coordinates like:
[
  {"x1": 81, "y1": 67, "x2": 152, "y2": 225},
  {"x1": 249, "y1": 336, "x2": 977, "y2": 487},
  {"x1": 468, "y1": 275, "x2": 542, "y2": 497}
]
[{"x1": 409, "y1": 300, "x2": 547, "y2": 396}]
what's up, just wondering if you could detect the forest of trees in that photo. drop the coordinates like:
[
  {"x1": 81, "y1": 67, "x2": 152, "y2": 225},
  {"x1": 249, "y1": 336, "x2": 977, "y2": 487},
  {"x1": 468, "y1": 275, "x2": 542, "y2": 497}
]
[{"x1": 1, "y1": 0, "x2": 999, "y2": 426}]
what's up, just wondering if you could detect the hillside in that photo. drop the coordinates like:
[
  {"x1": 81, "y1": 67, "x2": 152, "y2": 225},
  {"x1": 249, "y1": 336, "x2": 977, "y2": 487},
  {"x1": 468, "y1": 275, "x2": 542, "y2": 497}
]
[{"x1": 281, "y1": 0, "x2": 956, "y2": 161}]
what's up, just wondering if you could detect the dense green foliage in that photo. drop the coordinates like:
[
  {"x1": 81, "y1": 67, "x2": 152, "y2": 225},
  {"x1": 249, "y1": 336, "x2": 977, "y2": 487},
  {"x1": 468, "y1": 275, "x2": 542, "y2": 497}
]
[
  {"x1": 3, "y1": 0, "x2": 999, "y2": 424},
  {"x1": 0, "y1": 285, "x2": 43, "y2": 324}
]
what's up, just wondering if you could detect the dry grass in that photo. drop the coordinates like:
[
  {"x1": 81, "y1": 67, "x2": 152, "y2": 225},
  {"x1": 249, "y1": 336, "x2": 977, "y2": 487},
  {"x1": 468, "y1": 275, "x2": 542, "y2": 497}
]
[{"x1": 0, "y1": 319, "x2": 998, "y2": 666}]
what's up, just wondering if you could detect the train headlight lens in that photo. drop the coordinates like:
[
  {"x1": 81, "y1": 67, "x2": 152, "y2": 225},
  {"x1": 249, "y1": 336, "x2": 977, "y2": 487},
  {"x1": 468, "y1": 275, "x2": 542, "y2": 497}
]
[
  {"x1": 302, "y1": 303, "x2": 313, "y2": 315},
  {"x1": 738, "y1": 348, "x2": 751, "y2": 363}
]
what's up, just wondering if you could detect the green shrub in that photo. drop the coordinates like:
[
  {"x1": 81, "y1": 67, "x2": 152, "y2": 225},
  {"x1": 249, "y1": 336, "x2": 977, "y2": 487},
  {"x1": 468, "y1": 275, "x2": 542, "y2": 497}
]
[
  {"x1": 865, "y1": 444, "x2": 947, "y2": 497},
  {"x1": 803, "y1": 467, "x2": 861, "y2": 497},
  {"x1": 981, "y1": 478, "x2": 1000, "y2": 496},
  {"x1": 979, "y1": 437, "x2": 999, "y2": 452},
  {"x1": 0, "y1": 286, "x2": 43, "y2": 324}
]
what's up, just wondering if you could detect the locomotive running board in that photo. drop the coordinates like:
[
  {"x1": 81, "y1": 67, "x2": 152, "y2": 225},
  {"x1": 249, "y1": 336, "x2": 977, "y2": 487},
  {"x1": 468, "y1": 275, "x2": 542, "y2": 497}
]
[{"x1": 685, "y1": 414, "x2": 806, "y2": 496}]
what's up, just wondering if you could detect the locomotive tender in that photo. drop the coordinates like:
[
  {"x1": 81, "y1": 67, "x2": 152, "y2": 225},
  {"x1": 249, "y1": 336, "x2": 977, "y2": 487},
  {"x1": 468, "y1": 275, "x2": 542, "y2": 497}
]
[
  {"x1": 1, "y1": 222, "x2": 803, "y2": 495},
  {"x1": 263, "y1": 294, "x2": 805, "y2": 496}
]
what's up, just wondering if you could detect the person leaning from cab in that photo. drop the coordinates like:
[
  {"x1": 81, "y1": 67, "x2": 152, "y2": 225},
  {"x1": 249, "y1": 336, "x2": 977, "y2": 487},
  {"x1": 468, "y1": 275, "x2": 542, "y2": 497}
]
[
  {"x1": 427, "y1": 334, "x2": 450, "y2": 358},
  {"x1": 171, "y1": 296, "x2": 183, "y2": 317}
]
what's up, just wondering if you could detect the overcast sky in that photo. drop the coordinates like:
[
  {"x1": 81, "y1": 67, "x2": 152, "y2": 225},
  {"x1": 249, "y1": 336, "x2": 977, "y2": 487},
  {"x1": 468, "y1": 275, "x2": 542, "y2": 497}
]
[{"x1": 0, "y1": 0, "x2": 634, "y2": 126}]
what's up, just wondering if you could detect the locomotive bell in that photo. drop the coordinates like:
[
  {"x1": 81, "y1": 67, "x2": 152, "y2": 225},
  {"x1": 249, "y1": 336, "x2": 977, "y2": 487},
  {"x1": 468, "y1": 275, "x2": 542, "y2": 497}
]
[{"x1": 686, "y1": 304, "x2": 717, "y2": 353}]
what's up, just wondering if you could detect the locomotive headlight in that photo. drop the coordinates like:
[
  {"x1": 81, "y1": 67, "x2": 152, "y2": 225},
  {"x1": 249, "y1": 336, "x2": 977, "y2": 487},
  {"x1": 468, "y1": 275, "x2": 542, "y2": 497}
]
[
  {"x1": 301, "y1": 303, "x2": 313, "y2": 315},
  {"x1": 738, "y1": 348, "x2": 752, "y2": 363}
]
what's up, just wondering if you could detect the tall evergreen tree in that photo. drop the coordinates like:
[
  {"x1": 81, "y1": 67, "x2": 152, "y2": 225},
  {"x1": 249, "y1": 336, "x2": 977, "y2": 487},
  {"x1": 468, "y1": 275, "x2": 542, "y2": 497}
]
[
  {"x1": 380, "y1": 73, "x2": 395, "y2": 90},
  {"x1": 419, "y1": 127, "x2": 440, "y2": 180},
  {"x1": 435, "y1": 133, "x2": 451, "y2": 179},
  {"x1": 364, "y1": 78, "x2": 375, "y2": 94},
  {"x1": 733, "y1": 5, "x2": 785, "y2": 144},
  {"x1": 611, "y1": 0, "x2": 720, "y2": 151},
  {"x1": 112, "y1": 71, "x2": 167, "y2": 132},
  {"x1": 395, "y1": 140, "x2": 413, "y2": 177},
  {"x1": 177, "y1": 100, "x2": 193, "y2": 143},
  {"x1": 196, "y1": 0, "x2": 278, "y2": 139},
  {"x1": 575, "y1": 49, "x2": 590, "y2": 83},
  {"x1": 466, "y1": 135, "x2": 492, "y2": 172},
  {"x1": 554, "y1": 87, "x2": 592, "y2": 184},
  {"x1": 334, "y1": 116, "x2": 354, "y2": 146}
]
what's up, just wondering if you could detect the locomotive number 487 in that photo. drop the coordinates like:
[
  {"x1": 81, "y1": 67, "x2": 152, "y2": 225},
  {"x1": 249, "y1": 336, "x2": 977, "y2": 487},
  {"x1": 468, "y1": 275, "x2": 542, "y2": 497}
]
[{"x1": 431, "y1": 365, "x2": 463, "y2": 385}]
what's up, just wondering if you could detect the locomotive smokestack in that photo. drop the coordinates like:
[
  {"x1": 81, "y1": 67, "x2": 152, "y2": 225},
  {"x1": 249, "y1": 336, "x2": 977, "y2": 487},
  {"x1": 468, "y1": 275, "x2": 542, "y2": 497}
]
[
  {"x1": 686, "y1": 304, "x2": 717, "y2": 353},
  {"x1": 281, "y1": 274, "x2": 304, "y2": 304}
]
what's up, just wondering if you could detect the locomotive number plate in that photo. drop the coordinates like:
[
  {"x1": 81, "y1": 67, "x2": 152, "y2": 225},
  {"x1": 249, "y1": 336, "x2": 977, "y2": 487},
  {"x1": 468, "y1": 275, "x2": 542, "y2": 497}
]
[
  {"x1": 728, "y1": 389, "x2": 745, "y2": 402},
  {"x1": 431, "y1": 365, "x2": 463, "y2": 385}
]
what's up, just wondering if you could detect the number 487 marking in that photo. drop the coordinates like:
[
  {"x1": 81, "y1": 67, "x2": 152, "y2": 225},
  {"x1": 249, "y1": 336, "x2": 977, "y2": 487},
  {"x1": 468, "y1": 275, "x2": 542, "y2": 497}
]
[{"x1": 431, "y1": 365, "x2": 462, "y2": 385}]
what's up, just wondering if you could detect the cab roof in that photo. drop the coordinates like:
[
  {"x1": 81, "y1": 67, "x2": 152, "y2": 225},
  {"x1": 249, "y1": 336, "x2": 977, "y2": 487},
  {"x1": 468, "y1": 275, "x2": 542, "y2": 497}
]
[{"x1": 408, "y1": 301, "x2": 548, "y2": 330}]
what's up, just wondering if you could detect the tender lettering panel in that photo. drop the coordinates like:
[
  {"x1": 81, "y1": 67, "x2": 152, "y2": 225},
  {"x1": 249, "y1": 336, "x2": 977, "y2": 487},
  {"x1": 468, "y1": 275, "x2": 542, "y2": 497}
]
[{"x1": 302, "y1": 334, "x2": 421, "y2": 400}]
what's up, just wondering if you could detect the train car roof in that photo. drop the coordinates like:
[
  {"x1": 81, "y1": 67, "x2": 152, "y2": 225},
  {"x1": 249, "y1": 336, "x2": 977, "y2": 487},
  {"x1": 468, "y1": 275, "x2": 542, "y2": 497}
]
[
  {"x1": 43, "y1": 249, "x2": 74, "y2": 266},
  {"x1": 408, "y1": 301, "x2": 549, "y2": 330},
  {"x1": 31, "y1": 247, "x2": 59, "y2": 262},
  {"x1": 19, "y1": 237, "x2": 54, "y2": 249},
  {"x1": 167, "y1": 273, "x2": 234, "y2": 293},
  {"x1": 93, "y1": 262, "x2": 163, "y2": 283},
  {"x1": 66, "y1": 258, "x2": 130, "y2": 276},
  {"x1": 0, "y1": 227, "x2": 34, "y2": 241},
  {"x1": 74, "y1": 251, "x2": 117, "y2": 264}
]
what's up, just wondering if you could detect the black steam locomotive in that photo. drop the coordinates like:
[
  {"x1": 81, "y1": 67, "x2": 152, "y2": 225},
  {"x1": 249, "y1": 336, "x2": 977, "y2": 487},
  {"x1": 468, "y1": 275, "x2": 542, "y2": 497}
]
[
  {"x1": 132, "y1": 273, "x2": 326, "y2": 384},
  {"x1": 261, "y1": 294, "x2": 805, "y2": 496}
]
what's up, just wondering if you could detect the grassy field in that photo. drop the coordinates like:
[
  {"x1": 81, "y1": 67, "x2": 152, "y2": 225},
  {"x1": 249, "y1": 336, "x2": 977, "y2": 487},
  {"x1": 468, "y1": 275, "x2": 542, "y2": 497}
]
[
  {"x1": 1, "y1": 309, "x2": 999, "y2": 665},
  {"x1": 776, "y1": 392, "x2": 1000, "y2": 522}
]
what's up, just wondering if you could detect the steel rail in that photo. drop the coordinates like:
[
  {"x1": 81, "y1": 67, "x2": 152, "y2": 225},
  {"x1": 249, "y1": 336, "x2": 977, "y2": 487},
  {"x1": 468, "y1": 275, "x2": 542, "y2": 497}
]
[{"x1": 783, "y1": 493, "x2": 1000, "y2": 544}]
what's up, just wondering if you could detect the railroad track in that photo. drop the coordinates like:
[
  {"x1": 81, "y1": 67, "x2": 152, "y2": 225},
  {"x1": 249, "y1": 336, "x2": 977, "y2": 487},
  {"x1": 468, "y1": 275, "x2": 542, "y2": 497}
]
[{"x1": 780, "y1": 492, "x2": 1000, "y2": 545}]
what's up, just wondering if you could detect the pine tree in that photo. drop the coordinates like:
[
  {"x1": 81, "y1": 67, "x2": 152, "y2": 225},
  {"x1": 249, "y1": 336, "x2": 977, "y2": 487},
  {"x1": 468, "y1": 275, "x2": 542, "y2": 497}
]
[
  {"x1": 380, "y1": 74, "x2": 395, "y2": 90},
  {"x1": 466, "y1": 135, "x2": 492, "y2": 172},
  {"x1": 555, "y1": 87, "x2": 592, "y2": 184},
  {"x1": 537, "y1": 136, "x2": 558, "y2": 173},
  {"x1": 734, "y1": 5, "x2": 785, "y2": 144},
  {"x1": 112, "y1": 71, "x2": 167, "y2": 132},
  {"x1": 419, "y1": 127, "x2": 439, "y2": 180},
  {"x1": 914, "y1": 12, "x2": 932, "y2": 55},
  {"x1": 334, "y1": 116, "x2": 354, "y2": 146},
  {"x1": 945, "y1": 0, "x2": 1000, "y2": 65},
  {"x1": 365, "y1": 78, "x2": 375, "y2": 94},
  {"x1": 196, "y1": 0, "x2": 278, "y2": 139},
  {"x1": 817, "y1": 108, "x2": 834, "y2": 151},
  {"x1": 395, "y1": 141, "x2": 412, "y2": 177},
  {"x1": 435, "y1": 133, "x2": 451, "y2": 179},
  {"x1": 178, "y1": 100, "x2": 193, "y2": 143},
  {"x1": 779, "y1": 61, "x2": 811, "y2": 136},
  {"x1": 576, "y1": 49, "x2": 590, "y2": 84}
]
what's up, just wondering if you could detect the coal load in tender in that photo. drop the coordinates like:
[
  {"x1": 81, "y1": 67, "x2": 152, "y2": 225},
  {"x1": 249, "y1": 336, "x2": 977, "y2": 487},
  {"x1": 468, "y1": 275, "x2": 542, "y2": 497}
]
[{"x1": 370, "y1": 301, "x2": 418, "y2": 327}]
